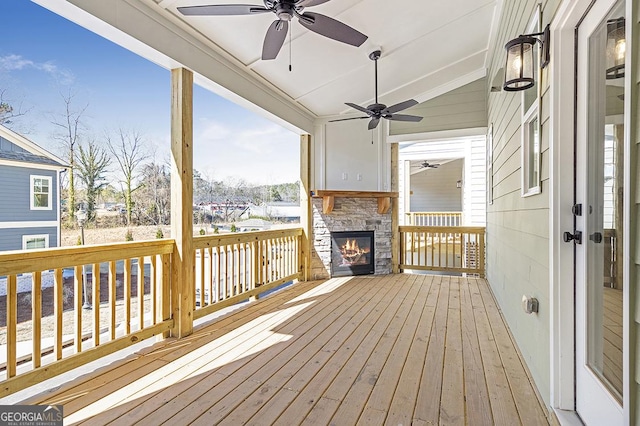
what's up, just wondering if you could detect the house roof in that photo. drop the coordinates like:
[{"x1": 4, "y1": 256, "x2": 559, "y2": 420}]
[
  {"x1": 0, "y1": 150, "x2": 67, "y2": 168},
  {"x1": 0, "y1": 124, "x2": 68, "y2": 169},
  {"x1": 34, "y1": 0, "x2": 501, "y2": 134}
]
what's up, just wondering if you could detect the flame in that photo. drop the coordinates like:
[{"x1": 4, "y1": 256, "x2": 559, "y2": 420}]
[{"x1": 338, "y1": 238, "x2": 370, "y2": 265}]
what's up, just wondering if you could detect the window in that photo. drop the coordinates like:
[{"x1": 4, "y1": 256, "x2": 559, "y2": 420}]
[
  {"x1": 30, "y1": 175, "x2": 52, "y2": 210},
  {"x1": 521, "y1": 6, "x2": 542, "y2": 197},
  {"x1": 22, "y1": 234, "x2": 49, "y2": 250}
]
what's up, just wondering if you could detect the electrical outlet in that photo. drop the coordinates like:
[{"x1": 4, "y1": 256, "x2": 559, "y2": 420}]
[
  {"x1": 342, "y1": 172, "x2": 348, "y2": 180},
  {"x1": 357, "y1": 173, "x2": 362, "y2": 181}
]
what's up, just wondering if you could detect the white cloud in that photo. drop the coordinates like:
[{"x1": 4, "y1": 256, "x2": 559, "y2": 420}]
[
  {"x1": 193, "y1": 119, "x2": 299, "y2": 184},
  {"x1": 0, "y1": 54, "x2": 75, "y2": 85}
]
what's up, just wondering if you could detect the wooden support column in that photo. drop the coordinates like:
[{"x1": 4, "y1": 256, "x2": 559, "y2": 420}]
[
  {"x1": 170, "y1": 68, "x2": 194, "y2": 338},
  {"x1": 300, "y1": 134, "x2": 312, "y2": 281},
  {"x1": 391, "y1": 143, "x2": 399, "y2": 273}
]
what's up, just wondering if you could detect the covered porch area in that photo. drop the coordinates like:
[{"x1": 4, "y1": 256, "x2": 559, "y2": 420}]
[{"x1": 23, "y1": 274, "x2": 549, "y2": 425}]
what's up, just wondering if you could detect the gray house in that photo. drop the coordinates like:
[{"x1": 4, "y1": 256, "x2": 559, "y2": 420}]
[{"x1": 0, "y1": 125, "x2": 67, "y2": 252}]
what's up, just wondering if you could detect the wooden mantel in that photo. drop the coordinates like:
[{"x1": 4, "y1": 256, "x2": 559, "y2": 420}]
[{"x1": 312, "y1": 190, "x2": 399, "y2": 214}]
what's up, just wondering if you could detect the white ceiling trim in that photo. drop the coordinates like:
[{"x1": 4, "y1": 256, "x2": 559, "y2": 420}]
[{"x1": 388, "y1": 127, "x2": 488, "y2": 144}]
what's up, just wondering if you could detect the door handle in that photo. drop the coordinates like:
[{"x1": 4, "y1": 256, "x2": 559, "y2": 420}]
[
  {"x1": 589, "y1": 232, "x2": 603, "y2": 244},
  {"x1": 563, "y1": 231, "x2": 583, "y2": 244}
]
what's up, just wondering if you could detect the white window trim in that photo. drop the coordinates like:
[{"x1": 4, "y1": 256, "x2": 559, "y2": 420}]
[
  {"x1": 521, "y1": 5, "x2": 543, "y2": 198},
  {"x1": 30, "y1": 175, "x2": 53, "y2": 210},
  {"x1": 487, "y1": 124, "x2": 494, "y2": 205},
  {"x1": 522, "y1": 103, "x2": 541, "y2": 197},
  {"x1": 22, "y1": 234, "x2": 49, "y2": 250}
]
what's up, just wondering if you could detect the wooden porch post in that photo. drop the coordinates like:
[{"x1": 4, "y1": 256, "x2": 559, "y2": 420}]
[
  {"x1": 391, "y1": 143, "x2": 399, "y2": 273},
  {"x1": 300, "y1": 134, "x2": 312, "y2": 281},
  {"x1": 170, "y1": 68, "x2": 194, "y2": 338}
]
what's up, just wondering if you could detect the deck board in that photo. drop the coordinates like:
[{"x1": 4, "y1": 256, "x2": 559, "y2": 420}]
[{"x1": 26, "y1": 274, "x2": 549, "y2": 425}]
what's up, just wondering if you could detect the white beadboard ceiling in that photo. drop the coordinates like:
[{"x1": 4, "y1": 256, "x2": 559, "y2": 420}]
[{"x1": 35, "y1": 0, "x2": 501, "y2": 129}]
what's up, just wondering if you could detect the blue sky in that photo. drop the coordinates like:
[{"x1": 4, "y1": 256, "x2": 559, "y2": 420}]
[{"x1": 0, "y1": 0, "x2": 300, "y2": 185}]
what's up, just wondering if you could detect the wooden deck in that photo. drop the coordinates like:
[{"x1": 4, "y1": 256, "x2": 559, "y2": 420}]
[{"x1": 24, "y1": 274, "x2": 550, "y2": 425}]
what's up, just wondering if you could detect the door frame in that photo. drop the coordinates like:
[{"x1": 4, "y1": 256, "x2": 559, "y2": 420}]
[{"x1": 549, "y1": 0, "x2": 634, "y2": 420}]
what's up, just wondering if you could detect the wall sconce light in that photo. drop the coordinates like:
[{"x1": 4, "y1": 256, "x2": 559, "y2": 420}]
[
  {"x1": 606, "y1": 17, "x2": 625, "y2": 79},
  {"x1": 456, "y1": 180, "x2": 462, "y2": 189},
  {"x1": 503, "y1": 24, "x2": 550, "y2": 92}
]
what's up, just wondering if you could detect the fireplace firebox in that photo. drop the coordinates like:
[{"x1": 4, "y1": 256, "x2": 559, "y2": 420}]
[{"x1": 331, "y1": 231, "x2": 375, "y2": 277}]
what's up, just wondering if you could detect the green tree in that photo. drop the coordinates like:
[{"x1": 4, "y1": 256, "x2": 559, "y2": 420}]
[
  {"x1": 75, "y1": 139, "x2": 111, "y2": 221},
  {"x1": 135, "y1": 162, "x2": 170, "y2": 225}
]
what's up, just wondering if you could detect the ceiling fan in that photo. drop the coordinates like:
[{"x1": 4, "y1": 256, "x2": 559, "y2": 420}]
[
  {"x1": 330, "y1": 50, "x2": 423, "y2": 130},
  {"x1": 420, "y1": 161, "x2": 439, "y2": 169},
  {"x1": 177, "y1": 0, "x2": 368, "y2": 60}
]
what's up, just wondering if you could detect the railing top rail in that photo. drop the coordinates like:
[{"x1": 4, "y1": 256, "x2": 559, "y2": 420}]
[
  {"x1": 193, "y1": 227, "x2": 303, "y2": 249},
  {"x1": 406, "y1": 211, "x2": 463, "y2": 215},
  {"x1": 400, "y1": 225, "x2": 485, "y2": 233},
  {"x1": 0, "y1": 239, "x2": 175, "y2": 276}
]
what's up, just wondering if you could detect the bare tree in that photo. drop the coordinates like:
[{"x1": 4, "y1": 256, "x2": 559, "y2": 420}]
[
  {"x1": 0, "y1": 89, "x2": 29, "y2": 126},
  {"x1": 51, "y1": 89, "x2": 88, "y2": 226},
  {"x1": 76, "y1": 139, "x2": 111, "y2": 222},
  {"x1": 106, "y1": 128, "x2": 147, "y2": 225}
]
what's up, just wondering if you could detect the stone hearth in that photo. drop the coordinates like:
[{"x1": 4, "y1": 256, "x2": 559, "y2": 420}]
[{"x1": 310, "y1": 197, "x2": 392, "y2": 280}]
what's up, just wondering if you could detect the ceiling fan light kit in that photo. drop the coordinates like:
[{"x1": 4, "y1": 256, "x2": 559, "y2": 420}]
[
  {"x1": 330, "y1": 50, "x2": 423, "y2": 130},
  {"x1": 178, "y1": 0, "x2": 368, "y2": 61}
]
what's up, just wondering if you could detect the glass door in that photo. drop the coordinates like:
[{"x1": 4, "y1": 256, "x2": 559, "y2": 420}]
[{"x1": 575, "y1": 0, "x2": 626, "y2": 423}]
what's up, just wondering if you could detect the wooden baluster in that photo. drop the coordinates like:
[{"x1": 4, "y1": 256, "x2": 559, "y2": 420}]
[
  {"x1": 208, "y1": 247, "x2": 213, "y2": 306},
  {"x1": 93, "y1": 263, "x2": 100, "y2": 346},
  {"x1": 7, "y1": 274, "x2": 17, "y2": 378},
  {"x1": 215, "y1": 246, "x2": 221, "y2": 302},
  {"x1": 124, "y1": 258, "x2": 131, "y2": 335},
  {"x1": 109, "y1": 261, "x2": 116, "y2": 340},
  {"x1": 54, "y1": 268, "x2": 63, "y2": 360},
  {"x1": 150, "y1": 255, "x2": 157, "y2": 325},
  {"x1": 199, "y1": 249, "x2": 205, "y2": 308},
  {"x1": 74, "y1": 265, "x2": 83, "y2": 353},
  {"x1": 32, "y1": 271, "x2": 42, "y2": 369},
  {"x1": 161, "y1": 253, "x2": 171, "y2": 338},
  {"x1": 138, "y1": 256, "x2": 144, "y2": 331}
]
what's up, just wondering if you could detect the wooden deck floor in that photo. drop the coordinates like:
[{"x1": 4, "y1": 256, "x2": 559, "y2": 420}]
[{"x1": 26, "y1": 274, "x2": 550, "y2": 425}]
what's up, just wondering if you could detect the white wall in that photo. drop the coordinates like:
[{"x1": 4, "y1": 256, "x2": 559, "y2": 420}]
[{"x1": 314, "y1": 119, "x2": 390, "y2": 191}]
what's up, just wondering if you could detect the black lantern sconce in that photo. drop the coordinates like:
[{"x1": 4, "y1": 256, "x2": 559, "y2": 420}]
[
  {"x1": 606, "y1": 17, "x2": 625, "y2": 79},
  {"x1": 503, "y1": 24, "x2": 550, "y2": 92}
]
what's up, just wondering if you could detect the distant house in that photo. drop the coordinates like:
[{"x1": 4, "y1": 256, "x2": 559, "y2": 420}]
[
  {"x1": 241, "y1": 202, "x2": 300, "y2": 223},
  {"x1": 0, "y1": 125, "x2": 68, "y2": 251}
]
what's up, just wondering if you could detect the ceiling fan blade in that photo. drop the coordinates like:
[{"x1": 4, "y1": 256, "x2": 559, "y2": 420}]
[
  {"x1": 387, "y1": 114, "x2": 423, "y2": 122},
  {"x1": 368, "y1": 118, "x2": 380, "y2": 130},
  {"x1": 328, "y1": 116, "x2": 369, "y2": 123},
  {"x1": 298, "y1": 12, "x2": 368, "y2": 47},
  {"x1": 345, "y1": 102, "x2": 372, "y2": 115},
  {"x1": 262, "y1": 20, "x2": 288, "y2": 60},
  {"x1": 296, "y1": 0, "x2": 332, "y2": 7},
  {"x1": 177, "y1": 5, "x2": 270, "y2": 16},
  {"x1": 383, "y1": 99, "x2": 419, "y2": 115}
]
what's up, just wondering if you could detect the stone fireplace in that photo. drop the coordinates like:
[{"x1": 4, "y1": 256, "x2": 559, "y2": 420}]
[{"x1": 310, "y1": 192, "x2": 393, "y2": 279}]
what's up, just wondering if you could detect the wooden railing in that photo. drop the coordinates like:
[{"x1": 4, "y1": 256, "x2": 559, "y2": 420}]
[
  {"x1": 399, "y1": 226, "x2": 485, "y2": 276},
  {"x1": 0, "y1": 240, "x2": 174, "y2": 397},
  {"x1": 0, "y1": 228, "x2": 304, "y2": 397},
  {"x1": 192, "y1": 228, "x2": 303, "y2": 320},
  {"x1": 405, "y1": 212, "x2": 463, "y2": 227}
]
